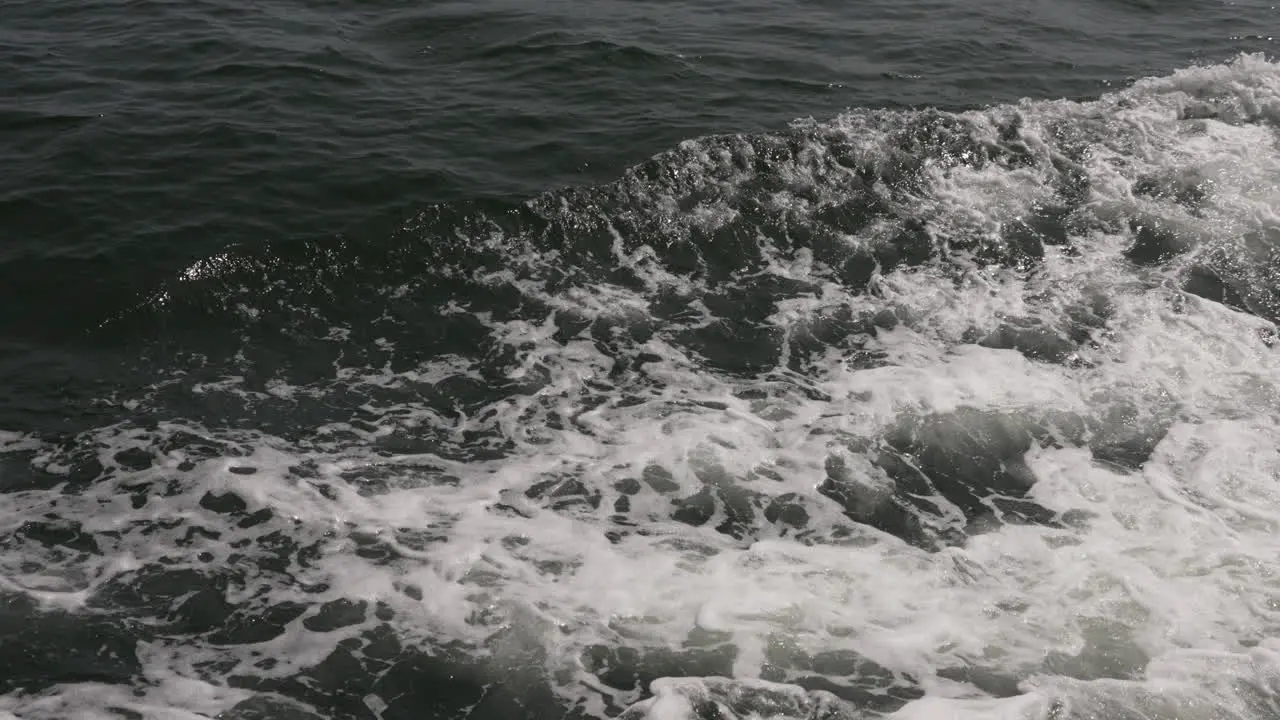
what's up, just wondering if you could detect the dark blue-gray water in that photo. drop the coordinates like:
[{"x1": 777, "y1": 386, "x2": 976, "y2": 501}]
[{"x1": 3, "y1": 1, "x2": 1280, "y2": 719}]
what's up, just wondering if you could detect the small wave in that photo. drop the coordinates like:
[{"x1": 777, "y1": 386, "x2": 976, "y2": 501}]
[
  {"x1": 5, "y1": 54, "x2": 1280, "y2": 720},
  {"x1": 475, "y1": 30, "x2": 697, "y2": 76}
]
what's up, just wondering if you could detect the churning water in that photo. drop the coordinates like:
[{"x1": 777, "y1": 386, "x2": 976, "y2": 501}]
[{"x1": 2, "y1": 2, "x2": 1280, "y2": 718}]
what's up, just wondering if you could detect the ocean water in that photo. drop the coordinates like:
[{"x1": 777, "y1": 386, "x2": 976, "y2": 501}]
[{"x1": 3, "y1": 0, "x2": 1280, "y2": 718}]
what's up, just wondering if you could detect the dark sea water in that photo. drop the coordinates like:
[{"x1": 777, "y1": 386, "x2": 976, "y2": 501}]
[{"x1": 3, "y1": 1, "x2": 1280, "y2": 718}]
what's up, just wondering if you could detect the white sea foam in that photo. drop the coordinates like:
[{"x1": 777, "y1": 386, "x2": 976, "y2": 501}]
[{"x1": 3, "y1": 54, "x2": 1280, "y2": 719}]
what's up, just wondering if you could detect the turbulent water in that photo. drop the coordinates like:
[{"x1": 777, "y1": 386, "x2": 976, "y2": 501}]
[{"x1": 3, "y1": 1, "x2": 1280, "y2": 719}]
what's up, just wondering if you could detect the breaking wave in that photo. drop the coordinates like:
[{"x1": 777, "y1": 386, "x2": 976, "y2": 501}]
[{"x1": 3, "y1": 54, "x2": 1280, "y2": 720}]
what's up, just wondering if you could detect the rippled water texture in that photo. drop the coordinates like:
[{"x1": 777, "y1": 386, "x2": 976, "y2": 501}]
[
  {"x1": 1, "y1": 0, "x2": 1274, "y2": 343},
  {"x1": 2, "y1": 1, "x2": 1280, "y2": 719}
]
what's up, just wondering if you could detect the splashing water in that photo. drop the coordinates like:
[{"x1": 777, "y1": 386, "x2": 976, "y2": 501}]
[{"x1": 3, "y1": 54, "x2": 1280, "y2": 720}]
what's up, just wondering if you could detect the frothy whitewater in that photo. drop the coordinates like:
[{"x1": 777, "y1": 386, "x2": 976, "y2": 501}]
[{"x1": 3, "y1": 55, "x2": 1280, "y2": 720}]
